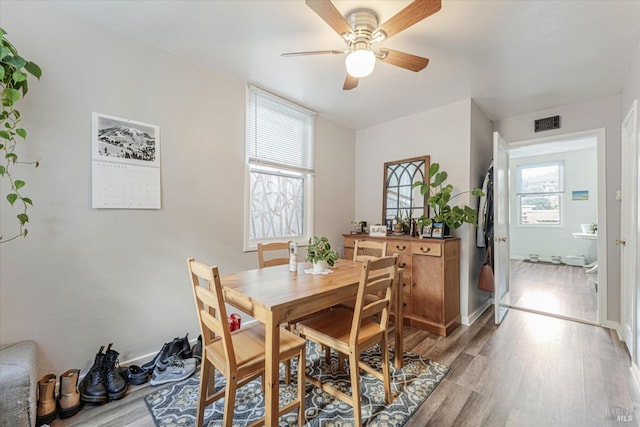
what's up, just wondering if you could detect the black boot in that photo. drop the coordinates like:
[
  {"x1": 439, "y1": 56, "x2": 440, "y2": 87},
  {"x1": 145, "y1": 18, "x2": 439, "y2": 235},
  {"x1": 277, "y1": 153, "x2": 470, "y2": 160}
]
[
  {"x1": 103, "y1": 344, "x2": 128, "y2": 400},
  {"x1": 141, "y1": 342, "x2": 171, "y2": 373},
  {"x1": 192, "y1": 335, "x2": 202, "y2": 361},
  {"x1": 174, "y1": 333, "x2": 192, "y2": 359},
  {"x1": 80, "y1": 346, "x2": 108, "y2": 403}
]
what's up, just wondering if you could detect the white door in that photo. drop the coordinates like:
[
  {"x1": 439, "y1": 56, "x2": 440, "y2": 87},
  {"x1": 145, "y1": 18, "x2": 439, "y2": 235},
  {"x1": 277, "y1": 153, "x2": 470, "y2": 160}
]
[
  {"x1": 494, "y1": 131, "x2": 511, "y2": 324},
  {"x1": 620, "y1": 100, "x2": 638, "y2": 358}
]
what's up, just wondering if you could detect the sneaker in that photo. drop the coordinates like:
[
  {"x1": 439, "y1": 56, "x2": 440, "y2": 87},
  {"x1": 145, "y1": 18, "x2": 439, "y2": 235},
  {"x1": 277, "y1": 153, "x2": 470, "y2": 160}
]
[
  {"x1": 150, "y1": 358, "x2": 196, "y2": 386},
  {"x1": 155, "y1": 354, "x2": 197, "y2": 371}
]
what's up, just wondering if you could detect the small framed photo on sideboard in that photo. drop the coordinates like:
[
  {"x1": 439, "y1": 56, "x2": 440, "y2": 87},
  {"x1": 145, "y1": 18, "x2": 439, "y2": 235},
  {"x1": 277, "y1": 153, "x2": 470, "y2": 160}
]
[
  {"x1": 431, "y1": 222, "x2": 444, "y2": 239},
  {"x1": 421, "y1": 225, "x2": 432, "y2": 238}
]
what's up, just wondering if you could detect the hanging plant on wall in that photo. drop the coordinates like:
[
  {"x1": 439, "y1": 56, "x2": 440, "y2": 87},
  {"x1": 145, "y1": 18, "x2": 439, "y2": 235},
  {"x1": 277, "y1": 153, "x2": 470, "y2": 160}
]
[{"x1": 0, "y1": 27, "x2": 42, "y2": 243}]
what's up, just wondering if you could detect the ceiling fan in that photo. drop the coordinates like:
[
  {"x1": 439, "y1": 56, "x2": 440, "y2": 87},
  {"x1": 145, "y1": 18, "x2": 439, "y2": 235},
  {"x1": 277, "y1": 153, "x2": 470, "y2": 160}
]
[{"x1": 282, "y1": 0, "x2": 441, "y2": 90}]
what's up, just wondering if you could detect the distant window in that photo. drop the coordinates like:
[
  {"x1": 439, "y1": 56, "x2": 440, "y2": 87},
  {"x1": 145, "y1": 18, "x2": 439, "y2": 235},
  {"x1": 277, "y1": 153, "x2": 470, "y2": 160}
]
[
  {"x1": 517, "y1": 162, "x2": 564, "y2": 226},
  {"x1": 244, "y1": 85, "x2": 315, "y2": 250}
]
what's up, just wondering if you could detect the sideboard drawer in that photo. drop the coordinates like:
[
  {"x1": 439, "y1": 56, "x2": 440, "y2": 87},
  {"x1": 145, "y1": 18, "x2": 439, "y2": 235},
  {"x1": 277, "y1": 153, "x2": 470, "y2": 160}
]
[
  {"x1": 343, "y1": 236, "x2": 358, "y2": 249},
  {"x1": 388, "y1": 240, "x2": 411, "y2": 255},
  {"x1": 411, "y1": 242, "x2": 442, "y2": 257}
]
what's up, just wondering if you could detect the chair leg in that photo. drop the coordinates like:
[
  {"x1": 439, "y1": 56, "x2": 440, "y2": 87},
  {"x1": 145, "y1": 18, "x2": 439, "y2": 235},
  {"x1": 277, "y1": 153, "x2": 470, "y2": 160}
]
[
  {"x1": 223, "y1": 376, "x2": 238, "y2": 427},
  {"x1": 381, "y1": 338, "x2": 391, "y2": 404},
  {"x1": 324, "y1": 346, "x2": 331, "y2": 365},
  {"x1": 338, "y1": 352, "x2": 345, "y2": 372},
  {"x1": 285, "y1": 359, "x2": 292, "y2": 384},
  {"x1": 297, "y1": 347, "x2": 306, "y2": 426},
  {"x1": 196, "y1": 362, "x2": 210, "y2": 426},
  {"x1": 349, "y1": 350, "x2": 362, "y2": 427}
]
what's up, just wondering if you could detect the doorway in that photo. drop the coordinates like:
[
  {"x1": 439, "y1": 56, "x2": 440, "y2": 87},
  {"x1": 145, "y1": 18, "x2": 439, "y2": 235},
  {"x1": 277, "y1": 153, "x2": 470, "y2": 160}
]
[{"x1": 506, "y1": 130, "x2": 605, "y2": 325}]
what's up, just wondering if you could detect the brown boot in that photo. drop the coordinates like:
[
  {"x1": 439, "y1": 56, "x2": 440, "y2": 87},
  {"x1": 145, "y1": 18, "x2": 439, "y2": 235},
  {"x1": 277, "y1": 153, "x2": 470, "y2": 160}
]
[
  {"x1": 36, "y1": 373, "x2": 57, "y2": 426},
  {"x1": 58, "y1": 369, "x2": 82, "y2": 419}
]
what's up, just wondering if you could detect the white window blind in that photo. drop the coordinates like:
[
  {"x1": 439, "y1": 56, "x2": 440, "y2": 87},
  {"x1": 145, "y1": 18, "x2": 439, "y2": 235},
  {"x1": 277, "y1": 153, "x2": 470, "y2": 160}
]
[{"x1": 247, "y1": 85, "x2": 315, "y2": 174}]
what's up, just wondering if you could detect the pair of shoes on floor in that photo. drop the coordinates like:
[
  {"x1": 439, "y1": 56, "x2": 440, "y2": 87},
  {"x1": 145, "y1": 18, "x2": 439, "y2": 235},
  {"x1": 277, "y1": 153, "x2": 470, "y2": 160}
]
[
  {"x1": 141, "y1": 333, "x2": 192, "y2": 374},
  {"x1": 36, "y1": 369, "x2": 82, "y2": 426},
  {"x1": 120, "y1": 365, "x2": 150, "y2": 385},
  {"x1": 79, "y1": 344, "x2": 128, "y2": 403},
  {"x1": 150, "y1": 354, "x2": 198, "y2": 386}
]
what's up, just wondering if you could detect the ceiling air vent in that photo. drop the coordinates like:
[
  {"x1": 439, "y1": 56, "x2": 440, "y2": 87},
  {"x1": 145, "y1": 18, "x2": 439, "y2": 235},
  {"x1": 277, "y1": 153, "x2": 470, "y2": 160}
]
[{"x1": 534, "y1": 115, "x2": 560, "y2": 132}]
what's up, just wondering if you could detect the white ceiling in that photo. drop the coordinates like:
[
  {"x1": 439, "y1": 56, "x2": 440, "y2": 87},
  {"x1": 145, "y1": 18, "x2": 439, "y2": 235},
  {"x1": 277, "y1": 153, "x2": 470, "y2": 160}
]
[{"x1": 57, "y1": 0, "x2": 640, "y2": 130}]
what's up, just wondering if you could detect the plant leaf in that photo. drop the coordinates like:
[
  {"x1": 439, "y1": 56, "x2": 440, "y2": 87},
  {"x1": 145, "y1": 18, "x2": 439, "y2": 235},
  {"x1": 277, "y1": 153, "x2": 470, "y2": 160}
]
[
  {"x1": 12, "y1": 70, "x2": 27, "y2": 83},
  {"x1": 24, "y1": 61, "x2": 41, "y2": 79},
  {"x1": 0, "y1": 130, "x2": 9, "y2": 139},
  {"x1": 4, "y1": 54, "x2": 26, "y2": 69},
  {"x1": 6, "y1": 193, "x2": 17, "y2": 205},
  {"x1": 15, "y1": 128, "x2": 26, "y2": 138},
  {"x1": 22, "y1": 197, "x2": 32, "y2": 205},
  {"x1": 17, "y1": 213, "x2": 28, "y2": 224},
  {"x1": 429, "y1": 162, "x2": 439, "y2": 178},
  {"x1": 0, "y1": 165, "x2": 4, "y2": 175},
  {"x1": 3, "y1": 87, "x2": 20, "y2": 103},
  {"x1": 14, "y1": 179, "x2": 25, "y2": 190},
  {"x1": 5, "y1": 152, "x2": 17, "y2": 162}
]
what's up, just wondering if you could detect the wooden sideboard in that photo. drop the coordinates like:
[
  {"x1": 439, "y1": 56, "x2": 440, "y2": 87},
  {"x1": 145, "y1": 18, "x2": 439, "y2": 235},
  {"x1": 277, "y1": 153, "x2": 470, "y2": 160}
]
[{"x1": 343, "y1": 234, "x2": 460, "y2": 336}]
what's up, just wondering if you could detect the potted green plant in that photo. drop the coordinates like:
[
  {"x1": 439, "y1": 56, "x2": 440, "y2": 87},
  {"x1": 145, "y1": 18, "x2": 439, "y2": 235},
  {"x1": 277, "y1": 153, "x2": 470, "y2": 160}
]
[
  {"x1": 393, "y1": 210, "x2": 410, "y2": 234},
  {"x1": 1, "y1": 27, "x2": 42, "y2": 243},
  {"x1": 413, "y1": 163, "x2": 485, "y2": 236},
  {"x1": 306, "y1": 236, "x2": 339, "y2": 273}
]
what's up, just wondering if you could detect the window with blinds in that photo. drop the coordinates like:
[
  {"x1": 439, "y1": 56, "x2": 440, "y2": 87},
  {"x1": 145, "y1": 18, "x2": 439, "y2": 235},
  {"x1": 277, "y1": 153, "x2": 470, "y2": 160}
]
[
  {"x1": 245, "y1": 85, "x2": 315, "y2": 249},
  {"x1": 517, "y1": 162, "x2": 564, "y2": 226}
]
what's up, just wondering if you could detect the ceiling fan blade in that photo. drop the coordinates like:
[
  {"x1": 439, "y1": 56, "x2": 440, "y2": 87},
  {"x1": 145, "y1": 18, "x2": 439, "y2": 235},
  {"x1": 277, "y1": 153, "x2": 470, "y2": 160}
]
[
  {"x1": 378, "y1": 48, "x2": 429, "y2": 72},
  {"x1": 376, "y1": 0, "x2": 441, "y2": 40},
  {"x1": 343, "y1": 74, "x2": 359, "y2": 90},
  {"x1": 281, "y1": 50, "x2": 345, "y2": 57},
  {"x1": 306, "y1": 0, "x2": 353, "y2": 37}
]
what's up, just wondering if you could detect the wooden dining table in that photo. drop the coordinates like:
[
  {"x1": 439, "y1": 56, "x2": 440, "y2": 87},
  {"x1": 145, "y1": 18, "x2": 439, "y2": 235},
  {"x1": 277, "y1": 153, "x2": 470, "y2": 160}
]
[{"x1": 220, "y1": 258, "x2": 403, "y2": 427}]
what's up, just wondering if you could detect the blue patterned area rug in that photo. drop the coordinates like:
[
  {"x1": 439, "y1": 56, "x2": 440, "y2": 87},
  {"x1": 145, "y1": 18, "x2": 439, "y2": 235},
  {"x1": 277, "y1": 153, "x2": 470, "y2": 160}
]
[{"x1": 144, "y1": 342, "x2": 448, "y2": 426}]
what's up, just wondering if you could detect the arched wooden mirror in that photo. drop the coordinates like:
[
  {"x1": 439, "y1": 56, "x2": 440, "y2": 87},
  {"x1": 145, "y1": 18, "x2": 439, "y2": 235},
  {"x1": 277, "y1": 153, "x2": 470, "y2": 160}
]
[{"x1": 382, "y1": 155, "x2": 430, "y2": 225}]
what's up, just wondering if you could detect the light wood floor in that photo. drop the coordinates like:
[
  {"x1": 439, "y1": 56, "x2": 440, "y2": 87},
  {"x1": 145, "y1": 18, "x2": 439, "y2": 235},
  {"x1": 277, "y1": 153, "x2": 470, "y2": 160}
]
[
  {"x1": 52, "y1": 308, "x2": 638, "y2": 427},
  {"x1": 510, "y1": 259, "x2": 598, "y2": 323}
]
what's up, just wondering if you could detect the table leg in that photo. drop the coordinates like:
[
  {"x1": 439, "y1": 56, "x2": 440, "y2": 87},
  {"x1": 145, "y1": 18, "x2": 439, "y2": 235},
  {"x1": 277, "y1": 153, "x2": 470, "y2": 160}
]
[{"x1": 265, "y1": 313, "x2": 279, "y2": 426}]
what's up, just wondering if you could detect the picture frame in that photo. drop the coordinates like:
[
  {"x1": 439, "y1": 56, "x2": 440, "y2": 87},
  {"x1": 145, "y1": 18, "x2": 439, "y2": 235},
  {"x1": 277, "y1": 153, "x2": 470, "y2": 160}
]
[
  {"x1": 431, "y1": 222, "x2": 444, "y2": 239},
  {"x1": 421, "y1": 224, "x2": 432, "y2": 238},
  {"x1": 385, "y1": 218, "x2": 394, "y2": 232},
  {"x1": 369, "y1": 225, "x2": 388, "y2": 237}
]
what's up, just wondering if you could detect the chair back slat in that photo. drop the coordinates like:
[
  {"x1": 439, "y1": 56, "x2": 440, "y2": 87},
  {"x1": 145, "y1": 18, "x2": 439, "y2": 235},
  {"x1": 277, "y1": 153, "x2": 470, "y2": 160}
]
[
  {"x1": 258, "y1": 242, "x2": 291, "y2": 268},
  {"x1": 350, "y1": 255, "x2": 398, "y2": 346},
  {"x1": 187, "y1": 257, "x2": 237, "y2": 372}
]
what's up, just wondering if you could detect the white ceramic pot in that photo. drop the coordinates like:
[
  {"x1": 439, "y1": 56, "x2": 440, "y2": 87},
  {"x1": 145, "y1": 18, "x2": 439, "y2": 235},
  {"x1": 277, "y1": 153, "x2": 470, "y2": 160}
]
[{"x1": 313, "y1": 260, "x2": 328, "y2": 273}]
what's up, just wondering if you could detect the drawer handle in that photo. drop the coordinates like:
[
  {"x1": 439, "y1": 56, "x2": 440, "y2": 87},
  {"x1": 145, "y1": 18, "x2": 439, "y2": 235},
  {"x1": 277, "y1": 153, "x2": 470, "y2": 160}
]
[
  {"x1": 396, "y1": 245, "x2": 406, "y2": 251},
  {"x1": 403, "y1": 302, "x2": 407, "y2": 307},
  {"x1": 399, "y1": 262, "x2": 407, "y2": 268},
  {"x1": 420, "y1": 247, "x2": 431, "y2": 253}
]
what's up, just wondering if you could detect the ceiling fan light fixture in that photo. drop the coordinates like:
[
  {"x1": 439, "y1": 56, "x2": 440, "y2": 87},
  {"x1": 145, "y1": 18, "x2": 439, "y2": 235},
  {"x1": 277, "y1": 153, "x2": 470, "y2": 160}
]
[{"x1": 345, "y1": 48, "x2": 375, "y2": 78}]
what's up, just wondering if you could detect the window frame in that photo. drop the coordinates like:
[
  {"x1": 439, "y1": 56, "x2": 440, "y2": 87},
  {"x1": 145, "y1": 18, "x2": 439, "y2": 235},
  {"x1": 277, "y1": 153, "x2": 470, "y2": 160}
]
[
  {"x1": 516, "y1": 161, "x2": 565, "y2": 227},
  {"x1": 243, "y1": 86, "x2": 315, "y2": 251}
]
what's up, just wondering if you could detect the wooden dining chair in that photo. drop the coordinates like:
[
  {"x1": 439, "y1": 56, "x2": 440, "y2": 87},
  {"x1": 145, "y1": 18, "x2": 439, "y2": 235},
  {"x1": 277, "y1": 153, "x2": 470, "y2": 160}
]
[
  {"x1": 298, "y1": 256, "x2": 398, "y2": 427},
  {"x1": 257, "y1": 241, "x2": 291, "y2": 268},
  {"x1": 187, "y1": 257, "x2": 306, "y2": 427},
  {"x1": 353, "y1": 240, "x2": 387, "y2": 262}
]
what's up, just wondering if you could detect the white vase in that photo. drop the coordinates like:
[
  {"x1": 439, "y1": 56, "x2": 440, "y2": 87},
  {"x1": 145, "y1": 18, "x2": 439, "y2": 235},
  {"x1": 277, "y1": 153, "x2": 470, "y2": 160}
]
[{"x1": 313, "y1": 260, "x2": 328, "y2": 273}]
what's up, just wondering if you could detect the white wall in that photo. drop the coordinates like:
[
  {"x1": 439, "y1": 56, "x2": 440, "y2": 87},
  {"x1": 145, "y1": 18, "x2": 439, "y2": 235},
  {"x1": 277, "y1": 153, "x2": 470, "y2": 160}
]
[
  {"x1": 509, "y1": 148, "x2": 598, "y2": 262},
  {"x1": 355, "y1": 98, "x2": 491, "y2": 323},
  {"x1": 493, "y1": 95, "x2": 621, "y2": 323},
  {"x1": 0, "y1": 1, "x2": 355, "y2": 377}
]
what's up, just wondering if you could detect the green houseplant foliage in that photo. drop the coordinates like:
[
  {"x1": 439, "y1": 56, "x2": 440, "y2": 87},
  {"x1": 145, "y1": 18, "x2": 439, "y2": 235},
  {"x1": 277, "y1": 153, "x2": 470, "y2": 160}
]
[
  {"x1": 306, "y1": 236, "x2": 339, "y2": 267},
  {"x1": 413, "y1": 163, "x2": 485, "y2": 231},
  {"x1": 1, "y1": 27, "x2": 42, "y2": 243}
]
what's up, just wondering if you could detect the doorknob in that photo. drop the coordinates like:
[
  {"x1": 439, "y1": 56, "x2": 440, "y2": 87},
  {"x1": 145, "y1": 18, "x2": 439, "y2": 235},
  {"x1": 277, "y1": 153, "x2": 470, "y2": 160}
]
[{"x1": 616, "y1": 239, "x2": 627, "y2": 246}]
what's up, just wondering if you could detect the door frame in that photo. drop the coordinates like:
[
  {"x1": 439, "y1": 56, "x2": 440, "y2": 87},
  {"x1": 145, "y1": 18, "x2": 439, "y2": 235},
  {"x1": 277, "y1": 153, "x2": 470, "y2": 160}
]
[
  {"x1": 506, "y1": 128, "x2": 607, "y2": 325},
  {"x1": 621, "y1": 99, "x2": 638, "y2": 360}
]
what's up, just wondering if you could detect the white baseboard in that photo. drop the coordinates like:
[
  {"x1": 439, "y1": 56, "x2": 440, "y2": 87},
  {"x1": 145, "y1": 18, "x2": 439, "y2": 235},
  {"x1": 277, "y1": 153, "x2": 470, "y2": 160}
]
[{"x1": 462, "y1": 299, "x2": 492, "y2": 326}]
